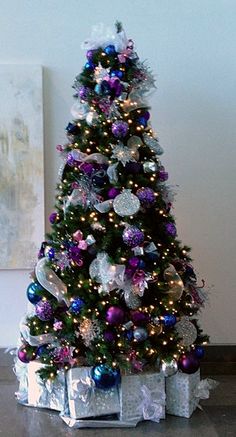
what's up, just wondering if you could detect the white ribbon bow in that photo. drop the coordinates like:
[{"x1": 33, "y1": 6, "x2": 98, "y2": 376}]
[
  {"x1": 71, "y1": 376, "x2": 96, "y2": 405},
  {"x1": 194, "y1": 378, "x2": 219, "y2": 409},
  {"x1": 81, "y1": 23, "x2": 128, "y2": 52},
  {"x1": 137, "y1": 384, "x2": 165, "y2": 423}
]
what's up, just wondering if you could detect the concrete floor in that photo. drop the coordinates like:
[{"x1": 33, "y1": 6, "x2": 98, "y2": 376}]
[{"x1": 1, "y1": 364, "x2": 236, "y2": 437}]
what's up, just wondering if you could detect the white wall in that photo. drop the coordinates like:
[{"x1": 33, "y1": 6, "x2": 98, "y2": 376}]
[{"x1": 0, "y1": 0, "x2": 235, "y2": 346}]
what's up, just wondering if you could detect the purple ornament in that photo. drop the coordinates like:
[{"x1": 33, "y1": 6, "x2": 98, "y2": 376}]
[
  {"x1": 108, "y1": 187, "x2": 120, "y2": 199},
  {"x1": 178, "y1": 352, "x2": 200, "y2": 374},
  {"x1": 159, "y1": 168, "x2": 169, "y2": 182},
  {"x1": 109, "y1": 77, "x2": 122, "y2": 97},
  {"x1": 35, "y1": 300, "x2": 53, "y2": 321},
  {"x1": 128, "y1": 257, "x2": 140, "y2": 269},
  {"x1": 103, "y1": 330, "x2": 116, "y2": 342},
  {"x1": 18, "y1": 345, "x2": 37, "y2": 363},
  {"x1": 125, "y1": 162, "x2": 142, "y2": 174},
  {"x1": 80, "y1": 162, "x2": 94, "y2": 176},
  {"x1": 194, "y1": 346, "x2": 205, "y2": 359},
  {"x1": 111, "y1": 120, "x2": 129, "y2": 138},
  {"x1": 69, "y1": 246, "x2": 83, "y2": 266},
  {"x1": 79, "y1": 86, "x2": 90, "y2": 101},
  {"x1": 106, "y1": 306, "x2": 125, "y2": 325},
  {"x1": 136, "y1": 187, "x2": 156, "y2": 208},
  {"x1": 86, "y1": 49, "x2": 96, "y2": 60},
  {"x1": 122, "y1": 226, "x2": 144, "y2": 248},
  {"x1": 142, "y1": 111, "x2": 150, "y2": 120},
  {"x1": 131, "y1": 310, "x2": 150, "y2": 325},
  {"x1": 165, "y1": 222, "x2": 177, "y2": 237},
  {"x1": 49, "y1": 212, "x2": 57, "y2": 224}
]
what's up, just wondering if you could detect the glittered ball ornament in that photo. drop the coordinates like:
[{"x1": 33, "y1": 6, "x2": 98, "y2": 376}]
[
  {"x1": 163, "y1": 314, "x2": 177, "y2": 327},
  {"x1": 35, "y1": 300, "x2": 53, "y2": 321},
  {"x1": 136, "y1": 187, "x2": 156, "y2": 208},
  {"x1": 86, "y1": 49, "x2": 96, "y2": 60},
  {"x1": 79, "y1": 85, "x2": 90, "y2": 101},
  {"x1": 178, "y1": 352, "x2": 200, "y2": 374},
  {"x1": 175, "y1": 317, "x2": 198, "y2": 346},
  {"x1": 49, "y1": 212, "x2": 58, "y2": 224},
  {"x1": 69, "y1": 298, "x2": 85, "y2": 314},
  {"x1": 165, "y1": 222, "x2": 177, "y2": 237},
  {"x1": 106, "y1": 306, "x2": 125, "y2": 325},
  {"x1": 18, "y1": 344, "x2": 37, "y2": 363},
  {"x1": 113, "y1": 190, "x2": 140, "y2": 217},
  {"x1": 111, "y1": 120, "x2": 129, "y2": 138},
  {"x1": 161, "y1": 358, "x2": 178, "y2": 376},
  {"x1": 91, "y1": 364, "x2": 120, "y2": 390},
  {"x1": 133, "y1": 327, "x2": 148, "y2": 342},
  {"x1": 122, "y1": 226, "x2": 144, "y2": 248},
  {"x1": 26, "y1": 282, "x2": 43, "y2": 305}
]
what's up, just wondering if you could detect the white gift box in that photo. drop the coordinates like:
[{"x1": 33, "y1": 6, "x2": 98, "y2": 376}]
[
  {"x1": 27, "y1": 361, "x2": 66, "y2": 412},
  {"x1": 120, "y1": 372, "x2": 166, "y2": 423},
  {"x1": 66, "y1": 366, "x2": 120, "y2": 419},
  {"x1": 166, "y1": 369, "x2": 200, "y2": 418}
]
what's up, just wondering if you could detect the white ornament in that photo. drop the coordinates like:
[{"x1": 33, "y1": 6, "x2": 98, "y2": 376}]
[
  {"x1": 175, "y1": 317, "x2": 198, "y2": 346},
  {"x1": 113, "y1": 189, "x2": 140, "y2": 217}
]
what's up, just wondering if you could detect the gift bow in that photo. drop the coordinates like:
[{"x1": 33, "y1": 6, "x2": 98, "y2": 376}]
[
  {"x1": 194, "y1": 378, "x2": 219, "y2": 409},
  {"x1": 137, "y1": 384, "x2": 165, "y2": 423},
  {"x1": 71, "y1": 376, "x2": 96, "y2": 405}
]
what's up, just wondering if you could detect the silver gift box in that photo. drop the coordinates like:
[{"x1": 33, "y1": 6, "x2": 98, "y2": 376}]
[
  {"x1": 66, "y1": 367, "x2": 120, "y2": 419},
  {"x1": 166, "y1": 369, "x2": 200, "y2": 418},
  {"x1": 120, "y1": 371, "x2": 166, "y2": 423},
  {"x1": 27, "y1": 361, "x2": 66, "y2": 412}
]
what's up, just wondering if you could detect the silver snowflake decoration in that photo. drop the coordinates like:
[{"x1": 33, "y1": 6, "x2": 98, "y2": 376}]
[
  {"x1": 111, "y1": 142, "x2": 136, "y2": 166},
  {"x1": 79, "y1": 318, "x2": 101, "y2": 347}
]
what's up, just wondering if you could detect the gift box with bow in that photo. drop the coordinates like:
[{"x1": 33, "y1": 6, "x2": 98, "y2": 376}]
[
  {"x1": 66, "y1": 366, "x2": 120, "y2": 419},
  {"x1": 120, "y1": 372, "x2": 165, "y2": 424}
]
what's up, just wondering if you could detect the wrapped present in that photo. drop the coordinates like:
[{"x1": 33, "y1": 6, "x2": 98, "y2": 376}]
[
  {"x1": 66, "y1": 366, "x2": 120, "y2": 419},
  {"x1": 14, "y1": 358, "x2": 29, "y2": 404},
  {"x1": 27, "y1": 361, "x2": 66, "y2": 412},
  {"x1": 166, "y1": 369, "x2": 200, "y2": 418},
  {"x1": 120, "y1": 372, "x2": 165, "y2": 424}
]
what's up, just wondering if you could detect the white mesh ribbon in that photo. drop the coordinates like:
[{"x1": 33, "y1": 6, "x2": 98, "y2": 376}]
[
  {"x1": 81, "y1": 23, "x2": 128, "y2": 52},
  {"x1": 137, "y1": 384, "x2": 166, "y2": 423},
  {"x1": 20, "y1": 318, "x2": 56, "y2": 346},
  {"x1": 35, "y1": 257, "x2": 70, "y2": 306},
  {"x1": 194, "y1": 378, "x2": 219, "y2": 409},
  {"x1": 89, "y1": 252, "x2": 125, "y2": 292}
]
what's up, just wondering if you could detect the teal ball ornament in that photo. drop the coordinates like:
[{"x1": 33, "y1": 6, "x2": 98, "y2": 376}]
[
  {"x1": 91, "y1": 364, "x2": 120, "y2": 390},
  {"x1": 26, "y1": 282, "x2": 43, "y2": 305}
]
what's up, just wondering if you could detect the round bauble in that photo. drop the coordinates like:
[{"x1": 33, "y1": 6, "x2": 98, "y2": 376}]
[
  {"x1": 122, "y1": 226, "x2": 144, "y2": 248},
  {"x1": 125, "y1": 162, "x2": 142, "y2": 174},
  {"x1": 110, "y1": 70, "x2": 124, "y2": 79},
  {"x1": 194, "y1": 346, "x2": 205, "y2": 359},
  {"x1": 103, "y1": 330, "x2": 116, "y2": 343},
  {"x1": 161, "y1": 358, "x2": 178, "y2": 376},
  {"x1": 178, "y1": 352, "x2": 200, "y2": 374},
  {"x1": 26, "y1": 282, "x2": 43, "y2": 305},
  {"x1": 131, "y1": 310, "x2": 150, "y2": 325},
  {"x1": 175, "y1": 317, "x2": 198, "y2": 347},
  {"x1": 49, "y1": 212, "x2": 57, "y2": 224},
  {"x1": 165, "y1": 222, "x2": 177, "y2": 237},
  {"x1": 91, "y1": 364, "x2": 120, "y2": 390},
  {"x1": 79, "y1": 85, "x2": 90, "y2": 101},
  {"x1": 86, "y1": 49, "x2": 96, "y2": 61},
  {"x1": 136, "y1": 187, "x2": 156, "y2": 208},
  {"x1": 107, "y1": 187, "x2": 120, "y2": 199},
  {"x1": 133, "y1": 327, "x2": 148, "y2": 342},
  {"x1": 111, "y1": 120, "x2": 129, "y2": 138},
  {"x1": 69, "y1": 298, "x2": 85, "y2": 314},
  {"x1": 105, "y1": 306, "x2": 125, "y2": 325},
  {"x1": 18, "y1": 344, "x2": 37, "y2": 363},
  {"x1": 113, "y1": 190, "x2": 140, "y2": 217},
  {"x1": 85, "y1": 61, "x2": 95, "y2": 70},
  {"x1": 163, "y1": 314, "x2": 177, "y2": 327},
  {"x1": 104, "y1": 44, "x2": 116, "y2": 55},
  {"x1": 36, "y1": 344, "x2": 49, "y2": 357},
  {"x1": 35, "y1": 300, "x2": 53, "y2": 321}
]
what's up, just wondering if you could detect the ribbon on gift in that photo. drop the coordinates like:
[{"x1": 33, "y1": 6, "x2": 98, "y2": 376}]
[
  {"x1": 137, "y1": 384, "x2": 165, "y2": 423},
  {"x1": 89, "y1": 252, "x2": 125, "y2": 293},
  {"x1": 35, "y1": 372, "x2": 65, "y2": 411},
  {"x1": 194, "y1": 378, "x2": 219, "y2": 410},
  {"x1": 71, "y1": 376, "x2": 96, "y2": 405},
  {"x1": 14, "y1": 358, "x2": 28, "y2": 403},
  {"x1": 81, "y1": 22, "x2": 128, "y2": 52}
]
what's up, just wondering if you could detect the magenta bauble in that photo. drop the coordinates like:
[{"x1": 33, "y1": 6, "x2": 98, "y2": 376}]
[
  {"x1": 106, "y1": 306, "x2": 125, "y2": 325},
  {"x1": 178, "y1": 352, "x2": 200, "y2": 374},
  {"x1": 18, "y1": 345, "x2": 37, "y2": 363}
]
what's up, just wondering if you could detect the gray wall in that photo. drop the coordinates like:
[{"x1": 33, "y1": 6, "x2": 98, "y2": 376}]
[{"x1": 0, "y1": 0, "x2": 235, "y2": 346}]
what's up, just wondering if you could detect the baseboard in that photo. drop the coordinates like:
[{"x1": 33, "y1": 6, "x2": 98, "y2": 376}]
[{"x1": 1, "y1": 346, "x2": 236, "y2": 375}]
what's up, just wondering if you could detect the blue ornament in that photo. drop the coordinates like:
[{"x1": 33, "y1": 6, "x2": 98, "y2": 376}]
[
  {"x1": 125, "y1": 330, "x2": 134, "y2": 341},
  {"x1": 137, "y1": 116, "x2": 148, "y2": 127},
  {"x1": 85, "y1": 61, "x2": 95, "y2": 70},
  {"x1": 45, "y1": 247, "x2": 55, "y2": 260},
  {"x1": 163, "y1": 314, "x2": 177, "y2": 327},
  {"x1": 94, "y1": 83, "x2": 102, "y2": 94},
  {"x1": 66, "y1": 122, "x2": 80, "y2": 136},
  {"x1": 91, "y1": 364, "x2": 120, "y2": 390},
  {"x1": 138, "y1": 259, "x2": 146, "y2": 269},
  {"x1": 111, "y1": 70, "x2": 124, "y2": 79},
  {"x1": 146, "y1": 251, "x2": 160, "y2": 262},
  {"x1": 26, "y1": 282, "x2": 43, "y2": 305},
  {"x1": 100, "y1": 80, "x2": 111, "y2": 96},
  {"x1": 194, "y1": 346, "x2": 205, "y2": 359},
  {"x1": 36, "y1": 344, "x2": 49, "y2": 357},
  {"x1": 104, "y1": 45, "x2": 116, "y2": 55},
  {"x1": 69, "y1": 297, "x2": 85, "y2": 314}
]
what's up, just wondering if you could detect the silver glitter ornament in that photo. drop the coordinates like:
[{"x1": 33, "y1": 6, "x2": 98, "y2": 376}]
[
  {"x1": 127, "y1": 135, "x2": 143, "y2": 149},
  {"x1": 143, "y1": 133, "x2": 163, "y2": 155},
  {"x1": 133, "y1": 327, "x2": 148, "y2": 342},
  {"x1": 143, "y1": 161, "x2": 157, "y2": 173},
  {"x1": 124, "y1": 290, "x2": 141, "y2": 309},
  {"x1": 113, "y1": 189, "x2": 140, "y2": 217},
  {"x1": 175, "y1": 317, "x2": 198, "y2": 346},
  {"x1": 161, "y1": 358, "x2": 178, "y2": 377},
  {"x1": 86, "y1": 111, "x2": 99, "y2": 126}
]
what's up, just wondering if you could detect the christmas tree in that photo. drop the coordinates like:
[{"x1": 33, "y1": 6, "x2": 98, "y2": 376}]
[{"x1": 17, "y1": 22, "x2": 208, "y2": 389}]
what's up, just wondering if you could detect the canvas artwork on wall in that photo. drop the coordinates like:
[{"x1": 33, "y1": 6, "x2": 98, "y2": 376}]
[{"x1": 0, "y1": 65, "x2": 44, "y2": 269}]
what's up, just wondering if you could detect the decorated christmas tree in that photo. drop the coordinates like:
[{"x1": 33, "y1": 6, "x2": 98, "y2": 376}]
[{"x1": 16, "y1": 23, "x2": 209, "y2": 423}]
